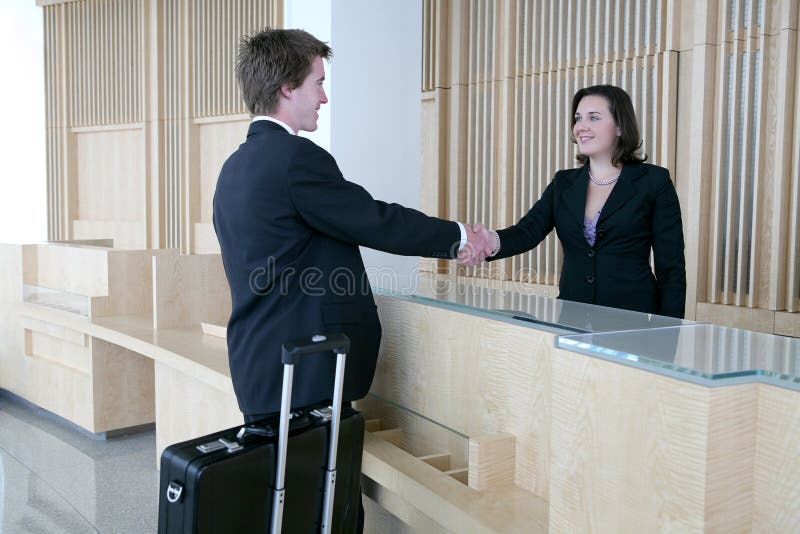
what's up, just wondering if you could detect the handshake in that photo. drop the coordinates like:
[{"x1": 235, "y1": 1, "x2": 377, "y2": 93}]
[{"x1": 457, "y1": 223, "x2": 500, "y2": 267}]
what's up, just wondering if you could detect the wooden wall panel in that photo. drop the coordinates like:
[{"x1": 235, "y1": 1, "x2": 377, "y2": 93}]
[
  {"x1": 44, "y1": 6, "x2": 67, "y2": 240},
  {"x1": 679, "y1": 0, "x2": 799, "y2": 328},
  {"x1": 73, "y1": 128, "x2": 146, "y2": 248},
  {"x1": 423, "y1": 0, "x2": 800, "y2": 334},
  {"x1": 42, "y1": 0, "x2": 282, "y2": 253},
  {"x1": 753, "y1": 384, "x2": 800, "y2": 531},
  {"x1": 197, "y1": 120, "x2": 249, "y2": 224},
  {"x1": 161, "y1": 0, "x2": 188, "y2": 251},
  {"x1": 64, "y1": 0, "x2": 143, "y2": 127}
]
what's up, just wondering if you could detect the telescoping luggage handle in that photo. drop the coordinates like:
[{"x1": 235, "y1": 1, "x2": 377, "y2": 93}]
[{"x1": 271, "y1": 333, "x2": 350, "y2": 534}]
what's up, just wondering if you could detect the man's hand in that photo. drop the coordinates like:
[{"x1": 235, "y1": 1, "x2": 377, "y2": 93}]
[{"x1": 456, "y1": 223, "x2": 494, "y2": 266}]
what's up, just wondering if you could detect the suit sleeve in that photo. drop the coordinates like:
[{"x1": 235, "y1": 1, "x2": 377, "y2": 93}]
[
  {"x1": 287, "y1": 140, "x2": 461, "y2": 258},
  {"x1": 651, "y1": 170, "x2": 687, "y2": 318},
  {"x1": 489, "y1": 175, "x2": 558, "y2": 261}
]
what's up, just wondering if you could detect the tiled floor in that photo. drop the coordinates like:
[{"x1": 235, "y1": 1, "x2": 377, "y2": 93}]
[{"x1": 0, "y1": 391, "x2": 159, "y2": 533}]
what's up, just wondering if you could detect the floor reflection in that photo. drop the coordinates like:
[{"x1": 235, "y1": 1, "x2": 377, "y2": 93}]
[{"x1": 0, "y1": 391, "x2": 158, "y2": 533}]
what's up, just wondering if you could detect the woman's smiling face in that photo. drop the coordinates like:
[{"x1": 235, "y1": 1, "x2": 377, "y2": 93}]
[{"x1": 572, "y1": 94, "x2": 621, "y2": 161}]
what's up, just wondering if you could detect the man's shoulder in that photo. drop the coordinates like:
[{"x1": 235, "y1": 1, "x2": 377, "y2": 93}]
[
  {"x1": 244, "y1": 127, "x2": 330, "y2": 158},
  {"x1": 227, "y1": 127, "x2": 313, "y2": 171}
]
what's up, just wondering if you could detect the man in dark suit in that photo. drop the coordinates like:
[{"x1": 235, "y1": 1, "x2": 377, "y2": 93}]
[{"x1": 213, "y1": 28, "x2": 492, "y2": 422}]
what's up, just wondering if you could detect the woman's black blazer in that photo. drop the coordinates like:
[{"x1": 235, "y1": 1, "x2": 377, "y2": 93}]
[{"x1": 492, "y1": 162, "x2": 686, "y2": 318}]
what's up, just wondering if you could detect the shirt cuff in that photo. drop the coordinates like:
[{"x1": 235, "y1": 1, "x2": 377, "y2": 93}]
[{"x1": 456, "y1": 222, "x2": 467, "y2": 251}]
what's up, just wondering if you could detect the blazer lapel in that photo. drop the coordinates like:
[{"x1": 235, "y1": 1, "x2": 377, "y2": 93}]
[
  {"x1": 597, "y1": 163, "x2": 646, "y2": 225},
  {"x1": 560, "y1": 165, "x2": 589, "y2": 224}
]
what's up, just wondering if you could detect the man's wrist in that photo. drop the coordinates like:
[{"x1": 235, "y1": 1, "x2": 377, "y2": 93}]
[{"x1": 456, "y1": 222, "x2": 467, "y2": 251}]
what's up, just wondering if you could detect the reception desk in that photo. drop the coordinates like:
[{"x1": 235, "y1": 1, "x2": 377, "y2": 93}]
[
  {"x1": 369, "y1": 285, "x2": 799, "y2": 532},
  {"x1": 1, "y1": 243, "x2": 798, "y2": 532}
]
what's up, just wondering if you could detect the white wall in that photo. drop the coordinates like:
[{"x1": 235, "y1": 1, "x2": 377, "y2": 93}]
[
  {"x1": 0, "y1": 4, "x2": 47, "y2": 243},
  {"x1": 284, "y1": 0, "x2": 332, "y2": 151},
  {"x1": 330, "y1": 0, "x2": 423, "y2": 290}
]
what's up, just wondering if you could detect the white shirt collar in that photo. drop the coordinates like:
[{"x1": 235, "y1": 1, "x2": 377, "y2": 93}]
[{"x1": 252, "y1": 115, "x2": 295, "y2": 135}]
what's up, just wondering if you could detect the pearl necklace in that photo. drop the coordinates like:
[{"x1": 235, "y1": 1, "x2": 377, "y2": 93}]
[{"x1": 588, "y1": 170, "x2": 619, "y2": 186}]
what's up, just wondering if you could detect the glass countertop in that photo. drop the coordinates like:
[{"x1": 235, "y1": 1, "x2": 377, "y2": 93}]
[
  {"x1": 557, "y1": 324, "x2": 800, "y2": 391},
  {"x1": 374, "y1": 278, "x2": 689, "y2": 334},
  {"x1": 374, "y1": 277, "x2": 799, "y2": 391}
]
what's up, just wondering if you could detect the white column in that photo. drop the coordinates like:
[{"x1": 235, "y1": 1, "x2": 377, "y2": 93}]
[
  {"x1": 0, "y1": 4, "x2": 47, "y2": 243},
  {"x1": 330, "y1": 0, "x2": 423, "y2": 291}
]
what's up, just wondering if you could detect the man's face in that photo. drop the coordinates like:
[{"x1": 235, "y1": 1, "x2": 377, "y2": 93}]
[{"x1": 287, "y1": 56, "x2": 328, "y2": 133}]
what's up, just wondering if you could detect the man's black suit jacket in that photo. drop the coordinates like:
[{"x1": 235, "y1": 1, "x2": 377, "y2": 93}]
[
  {"x1": 213, "y1": 120, "x2": 461, "y2": 415},
  {"x1": 492, "y1": 162, "x2": 686, "y2": 318}
]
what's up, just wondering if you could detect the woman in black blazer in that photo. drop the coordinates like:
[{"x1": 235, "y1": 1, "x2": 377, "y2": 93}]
[{"x1": 487, "y1": 85, "x2": 686, "y2": 318}]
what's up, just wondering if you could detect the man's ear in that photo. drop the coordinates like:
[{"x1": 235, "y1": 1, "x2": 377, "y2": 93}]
[{"x1": 280, "y1": 83, "x2": 294, "y2": 99}]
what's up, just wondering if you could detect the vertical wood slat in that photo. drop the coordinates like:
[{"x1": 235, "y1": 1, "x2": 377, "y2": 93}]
[
  {"x1": 183, "y1": 0, "x2": 193, "y2": 252},
  {"x1": 723, "y1": 43, "x2": 741, "y2": 304},
  {"x1": 709, "y1": 0, "x2": 730, "y2": 301},
  {"x1": 735, "y1": 44, "x2": 751, "y2": 307},
  {"x1": 92, "y1": 0, "x2": 98, "y2": 125},
  {"x1": 135, "y1": 0, "x2": 141, "y2": 121},
  {"x1": 787, "y1": 19, "x2": 800, "y2": 312},
  {"x1": 104, "y1": 0, "x2": 110, "y2": 124},
  {"x1": 422, "y1": 0, "x2": 432, "y2": 91},
  {"x1": 75, "y1": 3, "x2": 81, "y2": 125},
  {"x1": 174, "y1": 0, "x2": 180, "y2": 249},
  {"x1": 165, "y1": 0, "x2": 175, "y2": 248},
  {"x1": 223, "y1": 0, "x2": 228, "y2": 116},
  {"x1": 767, "y1": 2, "x2": 798, "y2": 311},
  {"x1": 748, "y1": 44, "x2": 766, "y2": 308},
  {"x1": 74, "y1": 2, "x2": 80, "y2": 125},
  {"x1": 211, "y1": 0, "x2": 217, "y2": 116}
]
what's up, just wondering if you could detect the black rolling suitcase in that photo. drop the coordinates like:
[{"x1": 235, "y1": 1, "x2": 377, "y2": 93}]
[{"x1": 157, "y1": 333, "x2": 364, "y2": 533}]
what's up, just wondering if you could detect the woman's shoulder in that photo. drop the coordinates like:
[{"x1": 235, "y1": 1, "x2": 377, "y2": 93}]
[
  {"x1": 552, "y1": 165, "x2": 585, "y2": 182},
  {"x1": 625, "y1": 163, "x2": 678, "y2": 199},
  {"x1": 626, "y1": 162, "x2": 672, "y2": 184},
  {"x1": 639, "y1": 162, "x2": 669, "y2": 173}
]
